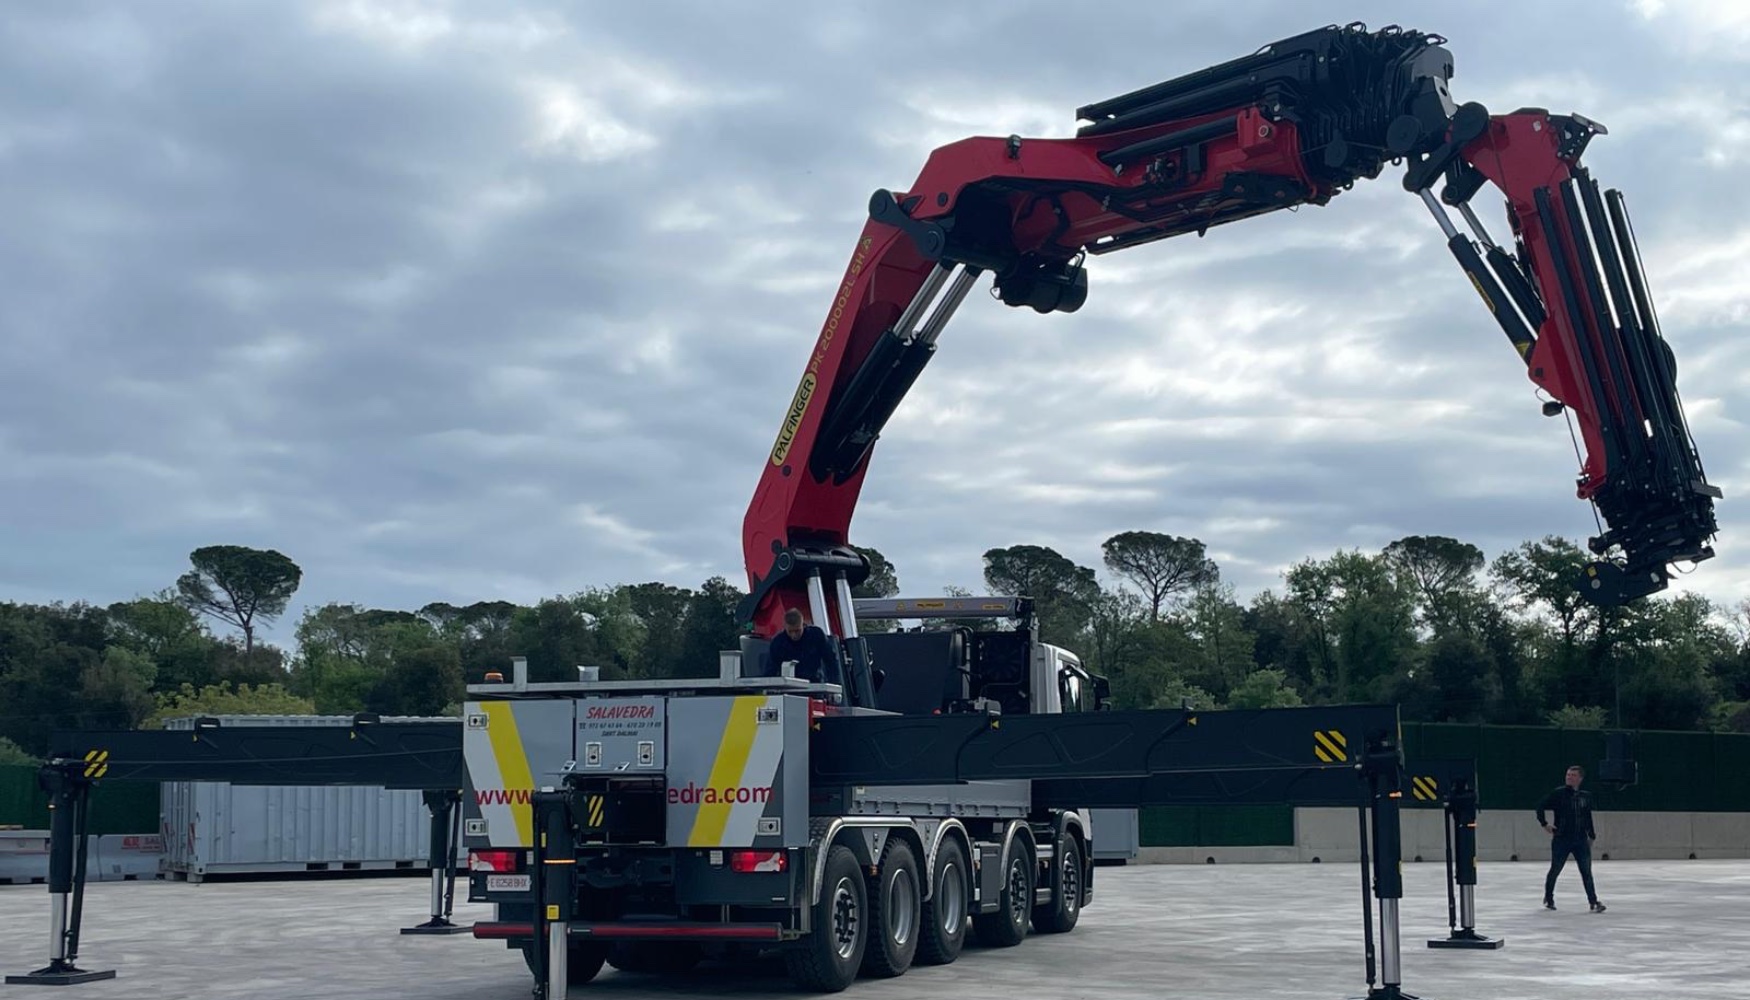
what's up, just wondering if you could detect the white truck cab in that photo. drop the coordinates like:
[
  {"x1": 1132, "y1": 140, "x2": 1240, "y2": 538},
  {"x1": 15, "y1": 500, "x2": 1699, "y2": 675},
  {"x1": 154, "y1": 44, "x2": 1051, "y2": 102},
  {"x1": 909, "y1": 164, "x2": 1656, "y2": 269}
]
[{"x1": 1028, "y1": 642, "x2": 1139, "y2": 863}]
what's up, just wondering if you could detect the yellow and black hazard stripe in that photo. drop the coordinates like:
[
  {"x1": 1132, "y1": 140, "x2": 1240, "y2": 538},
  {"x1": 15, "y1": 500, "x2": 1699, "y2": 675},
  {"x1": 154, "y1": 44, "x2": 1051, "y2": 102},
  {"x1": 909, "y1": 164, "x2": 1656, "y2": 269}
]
[
  {"x1": 580, "y1": 794, "x2": 606, "y2": 830},
  {"x1": 1313, "y1": 729, "x2": 1348, "y2": 763},
  {"x1": 82, "y1": 749, "x2": 110, "y2": 779},
  {"x1": 1410, "y1": 775, "x2": 1441, "y2": 801}
]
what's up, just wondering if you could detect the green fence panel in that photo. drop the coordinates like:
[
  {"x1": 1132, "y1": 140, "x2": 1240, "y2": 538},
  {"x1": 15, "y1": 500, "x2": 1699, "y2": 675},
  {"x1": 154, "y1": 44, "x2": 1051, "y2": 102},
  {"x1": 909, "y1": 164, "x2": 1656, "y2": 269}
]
[
  {"x1": 1202, "y1": 805, "x2": 1294, "y2": 846},
  {"x1": 1145, "y1": 723, "x2": 1750, "y2": 839},
  {"x1": 1139, "y1": 805, "x2": 1294, "y2": 847},
  {"x1": 1609, "y1": 729, "x2": 1671, "y2": 811},
  {"x1": 1417, "y1": 723, "x2": 1485, "y2": 767},
  {"x1": 1682, "y1": 731, "x2": 1720, "y2": 812},
  {"x1": 1502, "y1": 726, "x2": 1563, "y2": 810},
  {"x1": 1139, "y1": 806, "x2": 1197, "y2": 846},
  {"x1": 0, "y1": 765, "x2": 160, "y2": 835},
  {"x1": 1713, "y1": 735, "x2": 1750, "y2": 812},
  {"x1": 1396, "y1": 724, "x2": 1750, "y2": 814},
  {"x1": 87, "y1": 781, "x2": 161, "y2": 835},
  {"x1": 0, "y1": 765, "x2": 43, "y2": 827},
  {"x1": 1399, "y1": 721, "x2": 1421, "y2": 759}
]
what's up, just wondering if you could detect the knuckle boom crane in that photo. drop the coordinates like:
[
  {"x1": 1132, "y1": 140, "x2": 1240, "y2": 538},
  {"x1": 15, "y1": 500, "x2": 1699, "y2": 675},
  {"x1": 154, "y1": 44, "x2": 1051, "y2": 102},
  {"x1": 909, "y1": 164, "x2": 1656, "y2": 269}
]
[
  {"x1": 740, "y1": 21, "x2": 1720, "y2": 653},
  {"x1": 10, "y1": 22, "x2": 1715, "y2": 1000}
]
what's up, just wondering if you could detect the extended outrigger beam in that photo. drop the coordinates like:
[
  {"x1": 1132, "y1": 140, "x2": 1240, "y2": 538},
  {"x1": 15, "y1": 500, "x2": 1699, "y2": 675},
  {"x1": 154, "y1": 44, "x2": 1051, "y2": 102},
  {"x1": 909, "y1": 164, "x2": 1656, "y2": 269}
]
[
  {"x1": 6, "y1": 716, "x2": 466, "y2": 987},
  {"x1": 813, "y1": 702, "x2": 1429, "y2": 1000},
  {"x1": 19, "y1": 705, "x2": 1504, "y2": 1000}
]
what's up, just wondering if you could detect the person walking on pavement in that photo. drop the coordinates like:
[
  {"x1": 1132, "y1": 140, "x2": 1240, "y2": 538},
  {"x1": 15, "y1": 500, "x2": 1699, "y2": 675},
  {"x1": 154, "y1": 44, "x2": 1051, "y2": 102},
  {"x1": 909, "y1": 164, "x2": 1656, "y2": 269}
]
[{"x1": 1536, "y1": 764, "x2": 1606, "y2": 912}]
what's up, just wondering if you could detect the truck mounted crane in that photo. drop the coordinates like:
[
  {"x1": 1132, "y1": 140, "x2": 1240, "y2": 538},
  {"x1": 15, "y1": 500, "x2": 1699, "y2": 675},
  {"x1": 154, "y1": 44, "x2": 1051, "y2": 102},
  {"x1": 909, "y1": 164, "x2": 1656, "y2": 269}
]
[
  {"x1": 7, "y1": 20, "x2": 1704, "y2": 1000},
  {"x1": 737, "y1": 20, "x2": 1721, "y2": 661}
]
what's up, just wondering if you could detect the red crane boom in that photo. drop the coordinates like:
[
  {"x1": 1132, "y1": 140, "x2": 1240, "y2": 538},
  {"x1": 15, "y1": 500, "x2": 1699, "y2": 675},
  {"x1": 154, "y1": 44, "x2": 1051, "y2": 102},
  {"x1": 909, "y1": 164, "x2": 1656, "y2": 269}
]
[{"x1": 737, "y1": 23, "x2": 1720, "y2": 691}]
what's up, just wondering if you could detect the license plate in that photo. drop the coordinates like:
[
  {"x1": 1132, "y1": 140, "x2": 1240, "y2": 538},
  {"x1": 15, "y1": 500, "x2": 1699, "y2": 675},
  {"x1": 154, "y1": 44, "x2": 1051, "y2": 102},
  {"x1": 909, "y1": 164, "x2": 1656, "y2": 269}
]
[{"x1": 486, "y1": 874, "x2": 530, "y2": 892}]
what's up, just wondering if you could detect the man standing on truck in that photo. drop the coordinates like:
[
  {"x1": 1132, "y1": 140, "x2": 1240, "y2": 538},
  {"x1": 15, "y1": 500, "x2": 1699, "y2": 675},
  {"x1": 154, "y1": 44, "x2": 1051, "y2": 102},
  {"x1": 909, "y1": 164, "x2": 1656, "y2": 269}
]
[
  {"x1": 768, "y1": 608, "x2": 835, "y2": 683},
  {"x1": 1537, "y1": 765, "x2": 1606, "y2": 912}
]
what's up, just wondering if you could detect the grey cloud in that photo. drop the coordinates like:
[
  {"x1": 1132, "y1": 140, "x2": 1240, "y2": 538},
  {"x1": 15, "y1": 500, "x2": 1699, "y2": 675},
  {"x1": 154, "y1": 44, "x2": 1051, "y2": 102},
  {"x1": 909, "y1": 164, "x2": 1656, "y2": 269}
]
[{"x1": 1, "y1": 0, "x2": 1742, "y2": 648}]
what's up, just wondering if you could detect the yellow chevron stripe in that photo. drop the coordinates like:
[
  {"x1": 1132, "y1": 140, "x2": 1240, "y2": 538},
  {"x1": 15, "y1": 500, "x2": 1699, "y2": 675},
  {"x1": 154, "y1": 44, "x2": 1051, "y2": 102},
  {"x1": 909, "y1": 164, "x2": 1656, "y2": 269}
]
[
  {"x1": 79, "y1": 750, "x2": 109, "y2": 778},
  {"x1": 687, "y1": 696, "x2": 762, "y2": 847},
  {"x1": 481, "y1": 702, "x2": 535, "y2": 847},
  {"x1": 1314, "y1": 731, "x2": 1345, "y2": 762}
]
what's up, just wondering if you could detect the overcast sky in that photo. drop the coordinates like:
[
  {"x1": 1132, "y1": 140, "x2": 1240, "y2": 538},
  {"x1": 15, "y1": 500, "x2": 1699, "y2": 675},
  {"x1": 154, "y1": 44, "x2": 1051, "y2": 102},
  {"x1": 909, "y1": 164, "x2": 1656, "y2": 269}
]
[{"x1": 2, "y1": 0, "x2": 1745, "y2": 650}]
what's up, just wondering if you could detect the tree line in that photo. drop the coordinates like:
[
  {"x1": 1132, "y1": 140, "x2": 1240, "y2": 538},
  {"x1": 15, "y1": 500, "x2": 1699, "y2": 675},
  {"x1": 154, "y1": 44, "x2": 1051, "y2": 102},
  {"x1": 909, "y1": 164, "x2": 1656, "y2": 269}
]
[{"x1": 1, "y1": 533, "x2": 1746, "y2": 763}]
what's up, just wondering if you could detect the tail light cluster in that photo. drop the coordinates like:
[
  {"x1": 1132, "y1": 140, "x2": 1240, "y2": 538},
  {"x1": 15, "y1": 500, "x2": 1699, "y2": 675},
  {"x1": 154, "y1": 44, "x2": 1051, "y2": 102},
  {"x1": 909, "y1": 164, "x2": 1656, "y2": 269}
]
[
  {"x1": 808, "y1": 697, "x2": 849, "y2": 720},
  {"x1": 729, "y1": 850, "x2": 787, "y2": 873},
  {"x1": 469, "y1": 849, "x2": 525, "y2": 873}
]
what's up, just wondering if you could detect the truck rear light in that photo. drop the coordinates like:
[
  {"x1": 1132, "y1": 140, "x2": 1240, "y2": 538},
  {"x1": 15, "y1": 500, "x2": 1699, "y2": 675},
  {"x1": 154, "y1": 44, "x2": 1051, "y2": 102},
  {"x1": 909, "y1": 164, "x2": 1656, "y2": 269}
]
[
  {"x1": 809, "y1": 697, "x2": 846, "y2": 720},
  {"x1": 730, "y1": 850, "x2": 787, "y2": 873},
  {"x1": 469, "y1": 849, "x2": 523, "y2": 872}
]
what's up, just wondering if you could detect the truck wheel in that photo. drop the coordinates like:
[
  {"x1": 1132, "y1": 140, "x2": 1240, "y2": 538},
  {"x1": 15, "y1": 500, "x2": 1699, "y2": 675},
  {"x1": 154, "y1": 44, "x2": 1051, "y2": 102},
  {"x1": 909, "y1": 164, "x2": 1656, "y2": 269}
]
[
  {"x1": 971, "y1": 839, "x2": 1032, "y2": 948},
  {"x1": 915, "y1": 836, "x2": 968, "y2": 966},
  {"x1": 1032, "y1": 834, "x2": 1082, "y2": 934},
  {"x1": 860, "y1": 839, "x2": 921, "y2": 978},
  {"x1": 519, "y1": 940, "x2": 607, "y2": 987},
  {"x1": 785, "y1": 844, "x2": 866, "y2": 993}
]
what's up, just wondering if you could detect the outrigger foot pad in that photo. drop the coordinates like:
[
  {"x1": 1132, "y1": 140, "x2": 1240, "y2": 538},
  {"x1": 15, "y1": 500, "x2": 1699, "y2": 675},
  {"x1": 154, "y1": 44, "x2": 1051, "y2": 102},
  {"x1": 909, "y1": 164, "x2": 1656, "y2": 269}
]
[
  {"x1": 400, "y1": 920, "x2": 472, "y2": 935},
  {"x1": 6, "y1": 962, "x2": 118, "y2": 986},
  {"x1": 1428, "y1": 930, "x2": 1504, "y2": 949}
]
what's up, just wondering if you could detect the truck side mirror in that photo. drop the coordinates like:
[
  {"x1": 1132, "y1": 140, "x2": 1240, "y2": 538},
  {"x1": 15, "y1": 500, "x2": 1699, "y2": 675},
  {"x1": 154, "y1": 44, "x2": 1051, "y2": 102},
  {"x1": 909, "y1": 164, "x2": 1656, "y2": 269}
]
[{"x1": 1092, "y1": 675, "x2": 1112, "y2": 711}]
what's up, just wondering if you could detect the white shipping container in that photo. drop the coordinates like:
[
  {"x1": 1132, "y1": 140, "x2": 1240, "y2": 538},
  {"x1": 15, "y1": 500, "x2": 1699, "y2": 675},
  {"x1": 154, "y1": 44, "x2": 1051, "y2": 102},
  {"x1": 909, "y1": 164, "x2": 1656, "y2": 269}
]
[{"x1": 160, "y1": 714, "x2": 463, "y2": 881}]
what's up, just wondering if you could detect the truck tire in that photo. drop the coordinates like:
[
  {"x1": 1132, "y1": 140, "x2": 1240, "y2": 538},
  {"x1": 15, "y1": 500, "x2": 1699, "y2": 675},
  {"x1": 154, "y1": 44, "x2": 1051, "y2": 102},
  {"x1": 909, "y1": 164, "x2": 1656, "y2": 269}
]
[
  {"x1": 1032, "y1": 834, "x2": 1082, "y2": 934},
  {"x1": 971, "y1": 839, "x2": 1032, "y2": 948},
  {"x1": 915, "y1": 836, "x2": 968, "y2": 966},
  {"x1": 860, "y1": 838, "x2": 921, "y2": 978},
  {"x1": 519, "y1": 940, "x2": 607, "y2": 987},
  {"x1": 785, "y1": 844, "x2": 867, "y2": 993}
]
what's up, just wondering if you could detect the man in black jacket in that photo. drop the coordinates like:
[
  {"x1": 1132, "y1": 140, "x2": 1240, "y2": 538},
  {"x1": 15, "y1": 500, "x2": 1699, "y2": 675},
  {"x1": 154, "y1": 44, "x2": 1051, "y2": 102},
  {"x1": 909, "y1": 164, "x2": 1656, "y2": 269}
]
[
  {"x1": 766, "y1": 608, "x2": 837, "y2": 684},
  {"x1": 1536, "y1": 764, "x2": 1606, "y2": 912}
]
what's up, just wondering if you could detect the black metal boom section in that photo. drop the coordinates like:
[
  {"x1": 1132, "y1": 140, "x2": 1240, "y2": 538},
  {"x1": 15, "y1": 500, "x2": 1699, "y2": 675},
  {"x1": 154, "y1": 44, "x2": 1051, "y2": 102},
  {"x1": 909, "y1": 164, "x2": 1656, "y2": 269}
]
[
  {"x1": 812, "y1": 703, "x2": 1398, "y2": 798},
  {"x1": 9, "y1": 718, "x2": 470, "y2": 987},
  {"x1": 1407, "y1": 115, "x2": 1720, "y2": 605},
  {"x1": 1074, "y1": 22, "x2": 1461, "y2": 232},
  {"x1": 1075, "y1": 22, "x2": 1720, "y2": 604},
  {"x1": 48, "y1": 716, "x2": 464, "y2": 789}
]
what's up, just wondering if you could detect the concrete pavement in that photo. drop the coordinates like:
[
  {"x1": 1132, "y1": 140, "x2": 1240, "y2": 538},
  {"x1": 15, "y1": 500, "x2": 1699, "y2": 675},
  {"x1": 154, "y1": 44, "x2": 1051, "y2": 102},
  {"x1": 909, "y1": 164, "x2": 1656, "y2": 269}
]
[{"x1": 1, "y1": 859, "x2": 1743, "y2": 998}]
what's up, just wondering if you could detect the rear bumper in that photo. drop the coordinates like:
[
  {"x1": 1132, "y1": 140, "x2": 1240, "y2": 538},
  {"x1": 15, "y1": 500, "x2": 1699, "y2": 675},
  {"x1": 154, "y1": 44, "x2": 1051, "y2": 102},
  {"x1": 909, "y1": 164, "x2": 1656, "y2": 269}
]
[{"x1": 473, "y1": 920, "x2": 785, "y2": 942}]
